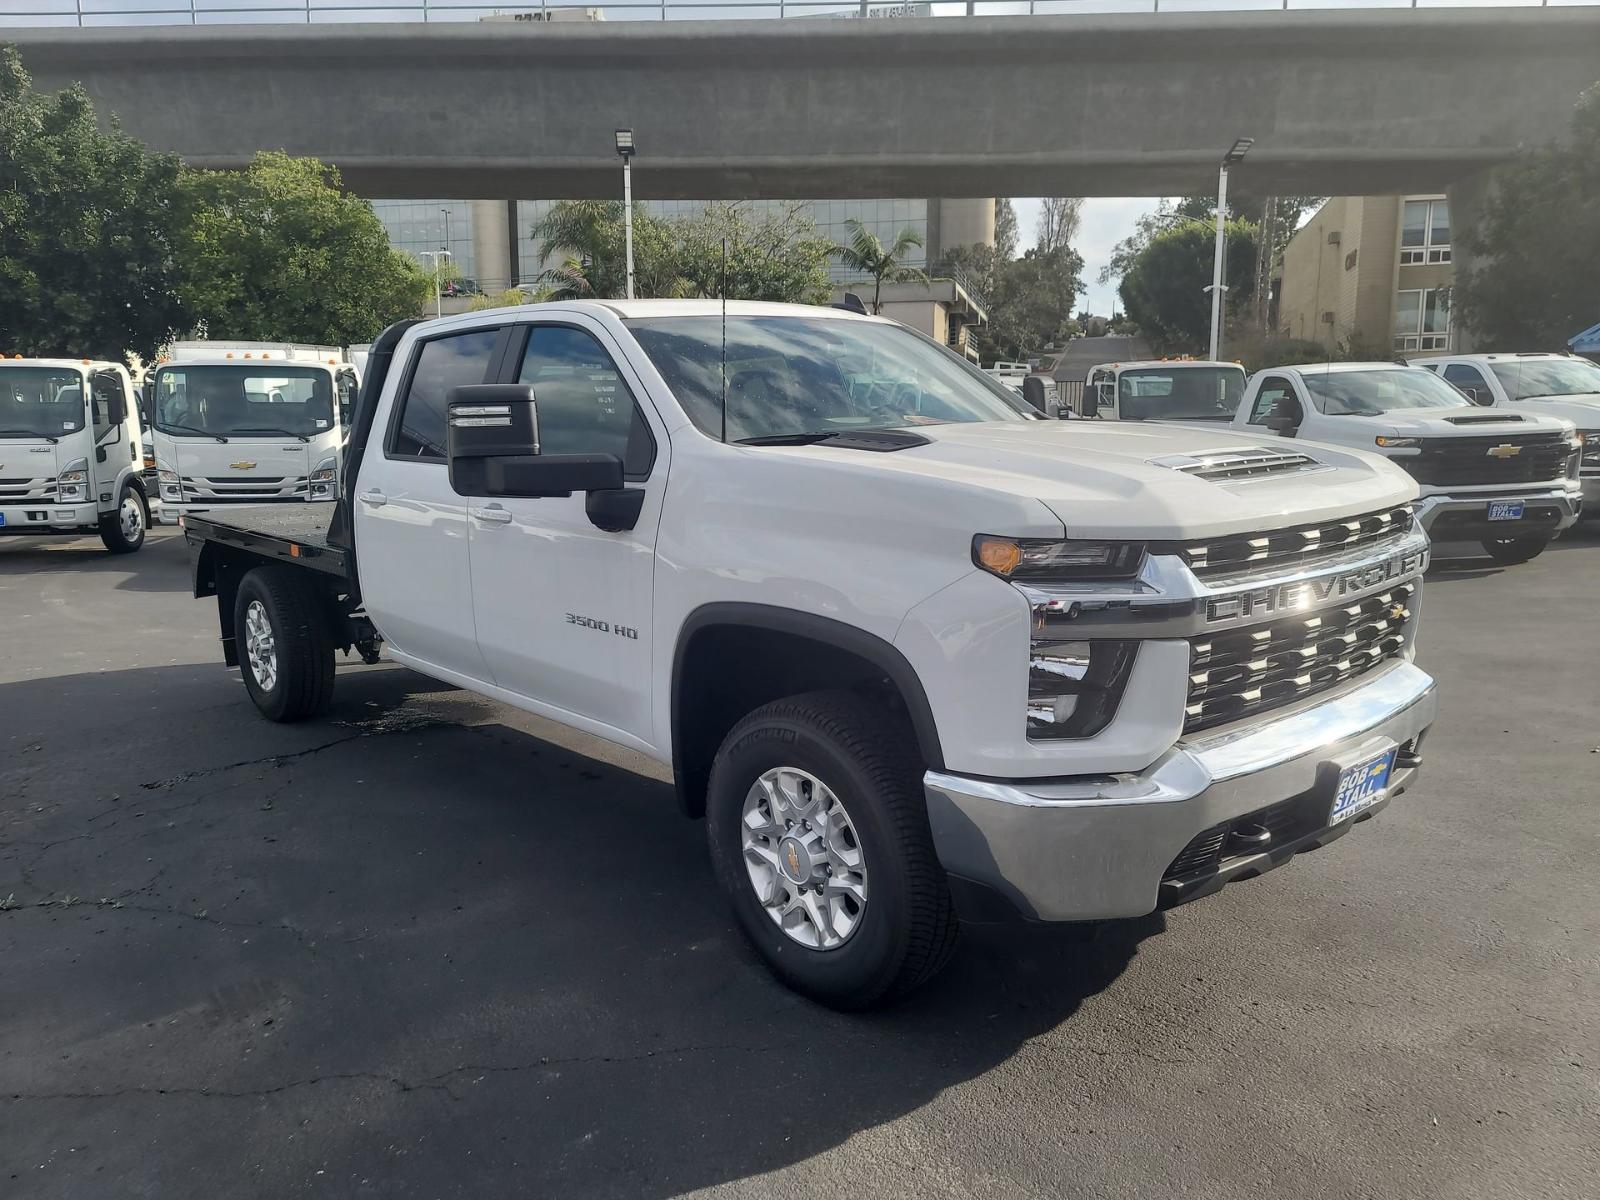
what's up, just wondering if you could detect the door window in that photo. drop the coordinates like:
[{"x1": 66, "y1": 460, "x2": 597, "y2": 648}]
[
  {"x1": 390, "y1": 327, "x2": 502, "y2": 459},
  {"x1": 1442, "y1": 363, "x2": 1492, "y2": 402},
  {"x1": 516, "y1": 325, "x2": 655, "y2": 477},
  {"x1": 90, "y1": 373, "x2": 121, "y2": 440},
  {"x1": 1248, "y1": 376, "x2": 1295, "y2": 424}
]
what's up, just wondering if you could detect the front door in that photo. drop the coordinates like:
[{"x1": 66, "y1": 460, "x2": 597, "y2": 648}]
[
  {"x1": 89, "y1": 371, "x2": 132, "y2": 506},
  {"x1": 467, "y1": 318, "x2": 667, "y2": 746},
  {"x1": 355, "y1": 324, "x2": 505, "y2": 682}
]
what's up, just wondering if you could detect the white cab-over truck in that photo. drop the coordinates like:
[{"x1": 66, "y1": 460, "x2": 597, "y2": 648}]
[
  {"x1": 147, "y1": 343, "x2": 360, "y2": 524},
  {"x1": 1078, "y1": 360, "x2": 1248, "y2": 425},
  {"x1": 1411, "y1": 352, "x2": 1600, "y2": 515},
  {"x1": 1233, "y1": 362, "x2": 1582, "y2": 564},
  {"x1": 0, "y1": 358, "x2": 149, "y2": 552},
  {"x1": 183, "y1": 301, "x2": 1438, "y2": 1008}
]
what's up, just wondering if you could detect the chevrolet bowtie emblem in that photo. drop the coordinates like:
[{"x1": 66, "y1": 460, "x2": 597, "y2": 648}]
[
  {"x1": 229, "y1": 460, "x2": 258, "y2": 470},
  {"x1": 1486, "y1": 443, "x2": 1522, "y2": 458},
  {"x1": 786, "y1": 845, "x2": 801, "y2": 874}
]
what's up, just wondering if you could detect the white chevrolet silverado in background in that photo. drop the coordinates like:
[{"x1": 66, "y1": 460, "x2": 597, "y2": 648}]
[
  {"x1": 1412, "y1": 351, "x2": 1600, "y2": 515},
  {"x1": 147, "y1": 343, "x2": 360, "y2": 523},
  {"x1": 0, "y1": 358, "x2": 149, "y2": 552},
  {"x1": 1232, "y1": 361, "x2": 1582, "y2": 563},
  {"x1": 1078, "y1": 359, "x2": 1248, "y2": 424},
  {"x1": 183, "y1": 301, "x2": 1438, "y2": 1008}
]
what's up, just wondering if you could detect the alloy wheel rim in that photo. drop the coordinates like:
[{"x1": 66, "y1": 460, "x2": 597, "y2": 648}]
[
  {"x1": 120, "y1": 495, "x2": 142, "y2": 539},
  {"x1": 244, "y1": 600, "x2": 277, "y2": 692},
  {"x1": 741, "y1": 766, "x2": 868, "y2": 951}
]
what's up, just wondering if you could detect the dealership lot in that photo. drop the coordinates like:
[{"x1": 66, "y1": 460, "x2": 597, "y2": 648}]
[{"x1": 2, "y1": 527, "x2": 1597, "y2": 1200}]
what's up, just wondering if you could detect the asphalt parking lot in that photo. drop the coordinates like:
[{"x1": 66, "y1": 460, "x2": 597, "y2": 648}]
[{"x1": 2, "y1": 525, "x2": 1598, "y2": 1199}]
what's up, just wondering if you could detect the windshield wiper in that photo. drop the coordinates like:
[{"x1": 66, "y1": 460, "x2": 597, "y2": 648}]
[
  {"x1": 0, "y1": 428, "x2": 58, "y2": 443},
  {"x1": 230, "y1": 426, "x2": 310, "y2": 443},
  {"x1": 159, "y1": 423, "x2": 228, "y2": 443}
]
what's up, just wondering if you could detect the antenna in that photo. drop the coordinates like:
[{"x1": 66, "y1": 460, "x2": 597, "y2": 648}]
[{"x1": 720, "y1": 237, "x2": 728, "y2": 444}]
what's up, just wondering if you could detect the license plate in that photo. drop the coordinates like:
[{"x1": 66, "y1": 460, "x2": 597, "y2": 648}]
[
  {"x1": 1487, "y1": 500, "x2": 1525, "y2": 521},
  {"x1": 0, "y1": 513, "x2": 6, "y2": 526},
  {"x1": 1331, "y1": 749, "x2": 1397, "y2": 825}
]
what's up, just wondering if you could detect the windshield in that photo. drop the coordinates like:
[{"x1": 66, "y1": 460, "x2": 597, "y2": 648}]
[
  {"x1": 0, "y1": 367, "x2": 86, "y2": 438},
  {"x1": 151, "y1": 365, "x2": 335, "y2": 438},
  {"x1": 1303, "y1": 368, "x2": 1468, "y2": 416},
  {"x1": 1488, "y1": 357, "x2": 1600, "y2": 401},
  {"x1": 625, "y1": 315, "x2": 1028, "y2": 440},
  {"x1": 1117, "y1": 367, "x2": 1246, "y2": 421}
]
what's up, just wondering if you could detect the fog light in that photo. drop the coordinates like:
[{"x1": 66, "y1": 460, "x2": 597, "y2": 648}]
[{"x1": 1027, "y1": 638, "x2": 1139, "y2": 740}]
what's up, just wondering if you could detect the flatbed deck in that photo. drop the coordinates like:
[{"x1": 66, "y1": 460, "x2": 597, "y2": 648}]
[{"x1": 182, "y1": 505, "x2": 350, "y2": 578}]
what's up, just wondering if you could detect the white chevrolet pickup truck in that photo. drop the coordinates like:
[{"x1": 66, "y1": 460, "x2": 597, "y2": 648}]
[
  {"x1": 1232, "y1": 362, "x2": 1582, "y2": 563},
  {"x1": 183, "y1": 301, "x2": 1438, "y2": 1008}
]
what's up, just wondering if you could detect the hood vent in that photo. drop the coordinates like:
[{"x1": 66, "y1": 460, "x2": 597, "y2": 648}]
[
  {"x1": 1443, "y1": 413, "x2": 1523, "y2": 425},
  {"x1": 1149, "y1": 446, "x2": 1324, "y2": 482}
]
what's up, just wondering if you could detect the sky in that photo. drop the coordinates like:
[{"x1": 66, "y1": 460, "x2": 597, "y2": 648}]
[{"x1": 1012, "y1": 197, "x2": 1160, "y2": 319}]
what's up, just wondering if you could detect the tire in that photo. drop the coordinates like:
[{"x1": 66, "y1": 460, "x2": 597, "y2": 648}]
[
  {"x1": 705, "y1": 690, "x2": 958, "y2": 1010},
  {"x1": 1480, "y1": 534, "x2": 1551, "y2": 565},
  {"x1": 232, "y1": 565, "x2": 336, "y2": 722},
  {"x1": 98, "y1": 484, "x2": 147, "y2": 554}
]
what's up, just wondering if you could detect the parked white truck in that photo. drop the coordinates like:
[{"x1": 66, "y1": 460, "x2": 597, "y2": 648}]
[
  {"x1": 147, "y1": 343, "x2": 360, "y2": 523},
  {"x1": 1411, "y1": 352, "x2": 1600, "y2": 515},
  {"x1": 183, "y1": 301, "x2": 1438, "y2": 1008},
  {"x1": 1078, "y1": 360, "x2": 1248, "y2": 424},
  {"x1": 1232, "y1": 361, "x2": 1582, "y2": 563},
  {"x1": 0, "y1": 358, "x2": 149, "y2": 552}
]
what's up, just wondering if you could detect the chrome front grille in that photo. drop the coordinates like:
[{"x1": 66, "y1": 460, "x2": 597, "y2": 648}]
[
  {"x1": 1157, "y1": 505, "x2": 1413, "y2": 581},
  {"x1": 0, "y1": 477, "x2": 58, "y2": 501},
  {"x1": 1184, "y1": 583, "x2": 1415, "y2": 733},
  {"x1": 180, "y1": 474, "x2": 309, "y2": 501}
]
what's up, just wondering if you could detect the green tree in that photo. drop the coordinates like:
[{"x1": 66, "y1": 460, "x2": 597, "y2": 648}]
[
  {"x1": 1454, "y1": 85, "x2": 1600, "y2": 349},
  {"x1": 0, "y1": 44, "x2": 190, "y2": 359},
  {"x1": 178, "y1": 152, "x2": 430, "y2": 344},
  {"x1": 984, "y1": 245, "x2": 1086, "y2": 360},
  {"x1": 832, "y1": 219, "x2": 928, "y2": 314},
  {"x1": 994, "y1": 199, "x2": 1019, "y2": 262},
  {"x1": 529, "y1": 199, "x2": 684, "y2": 300},
  {"x1": 1117, "y1": 219, "x2": 1258, "y2": 355},
  {"x1": 668, "y1": 202, "x2": 834, "y2": 303}
]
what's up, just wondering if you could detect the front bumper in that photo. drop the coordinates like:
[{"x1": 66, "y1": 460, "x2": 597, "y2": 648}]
[
  {"x1": 0, "y1": 501, "x2": 100, "y2": 532},
  {"x1": 1415, "y1": 486, "x2": 1581, "y2": 539},
  {"x1": 155, "y1": 496, "x2": 332, "y2": 526},
  {"x1": 923, "y1": 661, "x2": 1436, "y2": 922}
]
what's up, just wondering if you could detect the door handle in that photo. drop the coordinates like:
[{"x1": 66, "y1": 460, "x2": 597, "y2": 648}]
[
  {"x1": 358, "y1": 489, "x2": 387, "y2": 507},
  {"x1": 470, "y1": 505, "x2": 513, "y2": 525}
]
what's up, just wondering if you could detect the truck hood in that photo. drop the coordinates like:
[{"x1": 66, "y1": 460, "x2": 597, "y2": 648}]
[
  {"x1": 801, "y1": 420, "x2": 1417, "y2": 540},
  {"x1": 0, "y1": 438, "x2": 66, "y2": 478},
  {"x1": 1507, "y1": 394, "x2": 1600, "y2": 429},
  {"x1": 1315, "y1": 407, "x2": 1574, "y2": 438}
]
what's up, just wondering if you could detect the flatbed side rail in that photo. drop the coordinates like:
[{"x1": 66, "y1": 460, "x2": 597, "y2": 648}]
[{"x1": 182, "y1": 515, "x2": 351, "y2": 581}]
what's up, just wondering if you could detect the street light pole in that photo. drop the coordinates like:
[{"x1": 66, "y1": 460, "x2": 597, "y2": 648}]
[
  {"x1": 441, "y1": 208, "x2": 451, "y2": 257},
  {"x1": 1209, "y1": 137, "x2": 1253, "y2": 362},
  {"x1": 616, "y1": 129, "x2": 636, "y2": 300},
  {"x1": 420, "y1": 250, "x2": 451, "y2": 319}
]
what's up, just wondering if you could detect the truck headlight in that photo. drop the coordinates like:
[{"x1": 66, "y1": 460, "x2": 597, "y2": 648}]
[
  {"x1": 1374, "y1": 436, "x2": 1422, "y2": 449},
  {"x1": 309, "y1": 455, "x2": 337, "y2": 499},
  {"x1": 156, "y1": 462, "x2": 181, "y2": 500},
  {"x1": 974, "y1": 535, "x2": 1145, "y2": 582},
  {"x1": 1027, "y1": 638, "x2": 1139, "y2": 740},
  {"x1": 57, "y1": 457, "x2": 89, "y2": 502}
]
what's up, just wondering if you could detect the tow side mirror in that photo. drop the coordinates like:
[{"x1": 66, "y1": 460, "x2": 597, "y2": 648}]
[
  {"x1": 446, "y1": 384, "x2": 623, "y2": 499},
  {"x1": 1080, "y1": 388, "x2": 1100, "y2": 419},
  {"x1": 1021, "y1": 376, "x2": 1050, "y2": 415}
]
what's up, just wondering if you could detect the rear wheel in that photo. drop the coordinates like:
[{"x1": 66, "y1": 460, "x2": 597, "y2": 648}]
[
  {"x1": 1480, "y1": 534, "x2": 1551, "y2": 565},
  {"x1": 98, "y1": 485, "x2": 146, "y2": 554},
  {"x1": 705, "y1": 690, "x2": 958, "y2": 1010},
  {"x1": 233, "y1": 565, "x2": 336, "y2": 722}
]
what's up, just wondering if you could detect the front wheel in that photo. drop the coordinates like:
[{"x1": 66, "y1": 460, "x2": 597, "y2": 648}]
[
  {"x1": 705, "y1": 691, "x2": 958, "y2": 1010},
  {"x1": 1480, "y1": 534, "x2": 1552, "y2": 565},
  {"x1": 232, "y1": 565, "x2": 336, "y2": 722},
  {"x1": 99, "y1": 485, "x2": 147, "y2": 554}
]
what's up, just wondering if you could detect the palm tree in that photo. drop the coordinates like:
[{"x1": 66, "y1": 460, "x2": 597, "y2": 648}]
[
  {"x1": 529, "y1": 200, "x2": 626, "y2": 299},
  {"x1": 832, "y1": 219, "x2": 929, "y2": 314}
]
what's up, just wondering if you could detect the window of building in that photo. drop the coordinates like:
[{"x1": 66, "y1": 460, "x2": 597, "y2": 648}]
[
  {"x1": 1394, "y1": 288, "x2": 1451, "y2": 352},
  {"x1": 390, "y1": 327, "x2": 502, "y2": 459},
  {"x1": 1400, "y1": 199, "x2": 1450, "y2": 265}
]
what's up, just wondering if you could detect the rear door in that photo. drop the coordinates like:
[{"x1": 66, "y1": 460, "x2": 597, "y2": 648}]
[
  {"x1": 466, "y1": 317, "x2": 668, "y2": 745},
  {"x1": 355, "y1": 324, "x2": 505, "y2": 682}
]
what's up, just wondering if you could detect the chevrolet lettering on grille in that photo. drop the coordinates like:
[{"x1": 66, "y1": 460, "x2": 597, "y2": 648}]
[{"x1": 1205, "y1": 549, "x2": 1426, "y2": 623}]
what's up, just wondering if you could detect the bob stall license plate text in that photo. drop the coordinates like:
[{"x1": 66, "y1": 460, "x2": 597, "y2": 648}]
[
  {"x1": 1331, "y1": 749, "x2": 1397, "y2": 825},
  {"x1": 1488, "y1": 500, "x2": 1525, "y2": 521}
]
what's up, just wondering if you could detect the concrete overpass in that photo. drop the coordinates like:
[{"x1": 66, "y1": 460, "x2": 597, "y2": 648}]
[{"x1": 8, "y1": 9, "x2": 1600, "y2": 201}]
